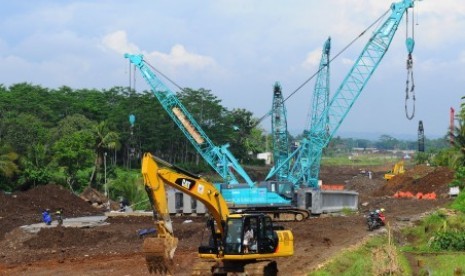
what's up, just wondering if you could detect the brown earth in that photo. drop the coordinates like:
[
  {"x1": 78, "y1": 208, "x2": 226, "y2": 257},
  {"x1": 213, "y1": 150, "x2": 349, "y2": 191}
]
[{"x1": 0, "y1": 164, "x2": 455, "y2": 276}]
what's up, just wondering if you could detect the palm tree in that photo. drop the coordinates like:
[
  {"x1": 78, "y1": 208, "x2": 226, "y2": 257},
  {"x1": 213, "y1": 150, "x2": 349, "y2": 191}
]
[
  {"x1": 449, "y1": 118, "x2": 465, "y2": 168},
  {"x1": 0, "y1": 144, "x2": 19, "y2": 185},
  {"x1": 88, "y1": 121, "x2": 120, "y2": 188}
]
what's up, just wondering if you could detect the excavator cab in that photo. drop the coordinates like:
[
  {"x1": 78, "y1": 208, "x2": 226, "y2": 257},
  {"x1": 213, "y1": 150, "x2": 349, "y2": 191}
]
[{"x1": 223, "y1": 214, "x2": 278, "y2": 255}]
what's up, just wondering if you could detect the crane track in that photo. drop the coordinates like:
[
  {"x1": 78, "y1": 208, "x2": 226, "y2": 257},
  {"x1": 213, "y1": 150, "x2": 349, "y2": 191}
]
[{"x1": 233, "y1": 208, "x2": 310, "y2": 222}]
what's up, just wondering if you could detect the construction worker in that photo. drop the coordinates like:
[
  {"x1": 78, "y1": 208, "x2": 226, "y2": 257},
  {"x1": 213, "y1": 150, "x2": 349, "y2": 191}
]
[
  {"x1": 55, "y1": 208, "x2": 63, "y2": 226},
  {"x1": 42, "y1": 209, "x2": 52, "y2": 225},
  {"x1": 243, "y1": 226, "x2": 254, "y2": 253},
  {"x1": 376, "y1": 208, "x2": 386, "y2": 225},
  {"x1": 119, "y1": 197, "x2": 130, "y2": 212}
]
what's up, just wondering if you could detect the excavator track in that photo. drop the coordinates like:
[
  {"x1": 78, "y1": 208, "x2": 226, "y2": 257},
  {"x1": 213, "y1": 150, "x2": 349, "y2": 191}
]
[
  {"x1": 192, "y1": 260, "x2": 278, "y2": 276},
  {"x1": 191, "y1": 260, "x2": 215, "y2": 276},
  {"x1": 244, "y1": 260, "x2": 278, "y2": 276},
  {"x1": 142, "y1": 237, "x2": 178, "y2": 275}
]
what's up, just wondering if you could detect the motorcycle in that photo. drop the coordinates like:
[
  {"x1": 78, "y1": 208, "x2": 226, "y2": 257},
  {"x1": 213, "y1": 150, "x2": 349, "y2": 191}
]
[{"x1": 366, "y1": 211, "x2": 385, "y2": 231}]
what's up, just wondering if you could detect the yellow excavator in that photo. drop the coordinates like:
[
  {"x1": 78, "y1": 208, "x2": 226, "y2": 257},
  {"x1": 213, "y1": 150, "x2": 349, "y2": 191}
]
[
  {"x1": 141, "y1": 152, "x2": 294, "y2": 275},
  {"x1": 383, "y1": 160, "x2": 405, "y2": 180}
]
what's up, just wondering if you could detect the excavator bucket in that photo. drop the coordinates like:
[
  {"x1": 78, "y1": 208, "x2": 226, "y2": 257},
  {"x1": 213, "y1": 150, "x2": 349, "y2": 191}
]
[{"x1": 142, "y1": 236, "x2": 179, "y2": 275}]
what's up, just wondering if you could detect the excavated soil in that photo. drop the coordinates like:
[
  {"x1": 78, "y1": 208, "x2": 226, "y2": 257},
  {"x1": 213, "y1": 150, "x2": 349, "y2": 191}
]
[{"x1": 0, "y1": 164, "x2": 455, "y2": 276}]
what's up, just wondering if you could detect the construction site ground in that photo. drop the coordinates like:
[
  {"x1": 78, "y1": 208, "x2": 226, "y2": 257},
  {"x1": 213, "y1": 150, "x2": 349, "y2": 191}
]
[{"x1": 0, "y1": 164, "x2": 455, "y2": 276}]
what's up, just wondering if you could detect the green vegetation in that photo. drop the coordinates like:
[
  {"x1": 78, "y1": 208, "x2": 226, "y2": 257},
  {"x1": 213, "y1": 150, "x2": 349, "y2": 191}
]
[
  {"x1": 400, "y1": 207, "x2": 465, "y2": 274},
  {"x1": 309, "y1": 235, "x2": 411, "y2": 276},
  {"x1": 415, "y1": 254, "x2": 465, "y2": 275},
  {"x1": 322, "y1": 155, "x2": 409, "y2": 166},
  {"x1": 322, "y1": 155, "x2": 387, "y2": 166},
  {"x1": 107, "y1": 168, "x2": 150, "y2": 210},
  {"x1": 0, "y1": 83, "x2": 265, "y2": 195},
  {"x1": 309, "y1": 202, "x2": 465, "y2": 276},
  {"x1": 450, "y1": 192, "x2": 465, "y2": 213}
]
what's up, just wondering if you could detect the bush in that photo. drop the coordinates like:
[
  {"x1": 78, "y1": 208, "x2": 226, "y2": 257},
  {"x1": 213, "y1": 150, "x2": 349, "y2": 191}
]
[
  {"x1": 450, "y1": 166, "x2": 465, "y2": 191},
  {"x1": 108, "y1": 168, "x2": 150, "y2": 210},
  {"x1": 430, "y1": 231, "x2": 465, "y2": 251},
  {"x1": 450, "y1": 192, "x2": 465, "y2": 213}
]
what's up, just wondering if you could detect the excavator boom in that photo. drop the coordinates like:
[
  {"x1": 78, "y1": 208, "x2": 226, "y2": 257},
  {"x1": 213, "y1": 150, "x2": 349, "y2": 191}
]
[{"x1": 141, "y1": 153, "x2": 230, "y2": 274}]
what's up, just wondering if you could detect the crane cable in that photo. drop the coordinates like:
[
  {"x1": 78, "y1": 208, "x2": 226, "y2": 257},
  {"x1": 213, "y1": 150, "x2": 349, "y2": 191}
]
[
  {"x1": 282, "y1": 9, "x2": 389, "y2": 105},
  {"x1": 127, "y1": 60, "x2": 138, "y2": 92},
  {"x1": 146, "y1": 62, "x2": 185, "y2": 92},
  {"x1": 128, "y1": 58, "x2": 185, "y2": 93},
  {"x1": 247, "y1": 8, "x2": 390, "y2": 129},
  {"x1": 128, "y1": 8, "x2": 391, "y2": 128},
  {"x1": 405, "y1": 8, "x2": 416, "y2": 120}
]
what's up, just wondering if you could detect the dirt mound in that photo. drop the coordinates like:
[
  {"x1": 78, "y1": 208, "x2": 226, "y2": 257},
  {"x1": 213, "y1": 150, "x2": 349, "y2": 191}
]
[
  {"x1": 25, "y1": 227, "x2": 113, "y2": 249},
  {"x1": 374, "y1": 165, "x2": 454, "y2": 197},
  {"x1": 0, "y1": 184, "x2": 102, "y2": 240},
  {"x1": 80, "y1": 187, "x2": 120, "y2": 210}
]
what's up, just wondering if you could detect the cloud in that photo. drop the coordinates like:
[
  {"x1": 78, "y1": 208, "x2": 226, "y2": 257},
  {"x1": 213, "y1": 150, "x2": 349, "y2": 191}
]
[
  {"x1": 102, "y1": 30, "x2": 216, "y2": 71},
  {"x1": 146, "y1": 44, "x2": 216, "y2": 70},
  {"x1": 460, "y1": 50, "x2": 465, "y2": 64},
  {"x1": 341, "y1": 58, "x2": 354, "y2": 66},
  {"x1": 101, "y1": 30, "x2": 140, "y2": 55},
  {"x1": 301, "y1": 47, "x2": 323, "y2": 69}
]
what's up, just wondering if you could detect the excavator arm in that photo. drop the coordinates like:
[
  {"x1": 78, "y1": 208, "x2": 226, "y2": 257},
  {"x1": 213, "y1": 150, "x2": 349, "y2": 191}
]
[{"x1": 141, "y1": 152, "x2": 230, "y2": 274}]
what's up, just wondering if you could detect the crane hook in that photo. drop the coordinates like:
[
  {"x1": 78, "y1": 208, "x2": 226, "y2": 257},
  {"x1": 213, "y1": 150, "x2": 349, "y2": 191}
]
[
  {"x1": 405, "y1": 52, "x2": 415, "y2": 120},
  {"x1": 404, "y1": 7, "x2": 416, "y2": 120}
]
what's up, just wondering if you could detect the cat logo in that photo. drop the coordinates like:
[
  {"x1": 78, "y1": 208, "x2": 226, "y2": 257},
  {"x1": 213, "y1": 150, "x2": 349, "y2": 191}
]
[{"x1": 175, "y1": 178, "x2": 195, "y2": 190}]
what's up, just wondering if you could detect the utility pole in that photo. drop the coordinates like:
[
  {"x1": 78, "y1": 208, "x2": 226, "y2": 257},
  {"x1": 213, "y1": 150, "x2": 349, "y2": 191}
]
[{"x1": 104, "y1": 151, "x2": 109, "y2": 211}]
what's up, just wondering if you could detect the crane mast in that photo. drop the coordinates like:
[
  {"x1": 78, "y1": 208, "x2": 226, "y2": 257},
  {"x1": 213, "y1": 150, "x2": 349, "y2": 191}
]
[
  {"x1": 418, "y1": 120, "x2": 425, "y2": 152},
  {"x1": 293, "y1": 37, "x2": 331, "y2": 185},
  {"x1": 271, "y1": 82, "x2": 289, "y2": 181},
  {"x1": 268, "y1": 0, "x2": 415, "y2": 187},
  {"x1": 266, "y1": 37, "x2": 331, "y2": 184},
  {"x1": 125, "y1": 54, "x2": 254, "y2": 187}
]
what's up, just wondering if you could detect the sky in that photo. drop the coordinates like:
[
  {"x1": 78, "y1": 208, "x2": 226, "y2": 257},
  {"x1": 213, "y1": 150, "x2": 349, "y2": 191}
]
[{"x1": 0, "y1": 0, "x2": 463, "y2": 140}]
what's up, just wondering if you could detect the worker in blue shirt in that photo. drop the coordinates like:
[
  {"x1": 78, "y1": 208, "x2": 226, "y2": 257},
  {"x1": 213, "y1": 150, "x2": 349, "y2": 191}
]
[{"x1": 42, "y1": 209, "x2": 52, "y2": 225}]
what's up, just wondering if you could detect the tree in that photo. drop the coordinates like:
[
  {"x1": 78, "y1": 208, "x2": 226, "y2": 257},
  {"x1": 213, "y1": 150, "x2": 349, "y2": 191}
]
[
  {"x1": 243, "y1": 127, "x2": 266, "y2": 156},
  {"x1": 53, "y1": 130, "x2": 95, "y2": 191},
  {"x1": 50, "y1": 114, "x2": 94, "y2": 143},
  {"x1": 1, "y1": 113, "x2": 49, "y2": 157},
  {"x1": 376, "y1": 135, "x2": 399, "y2": 150},
  {"x1": 88, "y1": 121, "x2": 120, "y2": 188},
  {"x1": 18, "y1": 143, "x2": 54, "y2": 189},
  {"x1": 0, "y1": 144, "x2": 19, "y2": 191},
  {"x1": 449, "y1": 117, "x2": 465, "y2": 168},
  {"x1": 226, "y1": 108, "x2": 259, "y2": 163}
]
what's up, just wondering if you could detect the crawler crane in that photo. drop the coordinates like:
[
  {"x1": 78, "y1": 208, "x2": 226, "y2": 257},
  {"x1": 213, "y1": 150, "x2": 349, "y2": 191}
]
[
  {"x1": 267, "y1": 0, "x2": 417, "y2": 190},
  {"x1": 126, "y1": 54, "x2": 309, "y2": 221}
]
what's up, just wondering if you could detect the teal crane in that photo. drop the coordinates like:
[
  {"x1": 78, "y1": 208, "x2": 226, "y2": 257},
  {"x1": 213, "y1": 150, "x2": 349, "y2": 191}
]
[
  {"x1": 269, "y1": 38, "x2": 330, "y2": 183},
  {"x1": 296, "y1": 37, "x2": 331, "y2": 186},
  {"x1": 271, "y1": 82, "x2": 289, "y2": 182},
  {"x1": 125, "y1": 54, "x2": 309, "y2": 221},
  {"x1": 267, "y1": 0, "x2": 417, "y2": 188}
]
